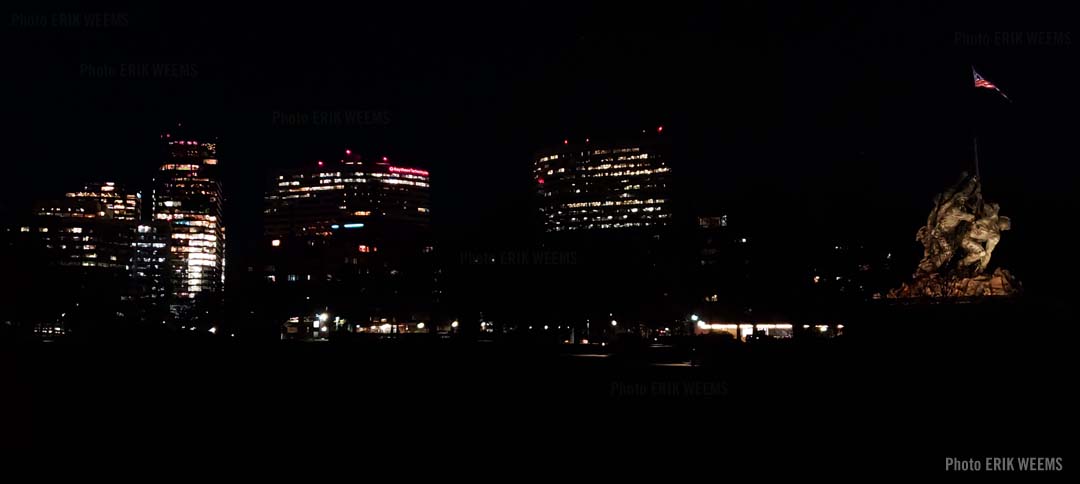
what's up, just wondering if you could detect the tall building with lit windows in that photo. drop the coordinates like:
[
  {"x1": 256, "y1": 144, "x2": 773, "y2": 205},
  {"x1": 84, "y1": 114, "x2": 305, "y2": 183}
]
[
  {"x1": 521, "y1": 129, "x2": 677, "y2": 328},
  {"x1": 155, "y1": 129, "x2": 224, "y2": 325},
  {"x1": 61, "y1": 181, "x2": 142, "y2": 221},
  {"x1": 534, "y1": 130, "x2": 672, "y2": 233},
  {"x1": 262, "y1": 150, "x2": 434, "y2": 338},
  {"x1": 3, "y1": 182, "x2": 169, "y2": 337}
]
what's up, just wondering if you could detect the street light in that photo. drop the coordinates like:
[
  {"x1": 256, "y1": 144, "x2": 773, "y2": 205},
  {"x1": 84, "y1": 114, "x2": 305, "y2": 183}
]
[
  {"x1": 451, "y1": 320, "x2": 459, "y2": 328},
  {"x1": 318, "y1": 312, "x2": 329, "y2": 323},
  {"x1": 610, "y1": 320, "x2": 617, "y2": 326},
  {"x1": 690, "y1": 314, "x2": 700, "y2": 322}
]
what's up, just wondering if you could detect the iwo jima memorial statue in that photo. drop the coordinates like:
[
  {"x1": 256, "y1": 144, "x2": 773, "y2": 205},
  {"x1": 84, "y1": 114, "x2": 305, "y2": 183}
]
[
  {"x1": 889, "y1": 67, "x2": 1022, "y2": 299},
  {"x1": 888, "y1": 171, "x2": 1021, "y2": 299}
]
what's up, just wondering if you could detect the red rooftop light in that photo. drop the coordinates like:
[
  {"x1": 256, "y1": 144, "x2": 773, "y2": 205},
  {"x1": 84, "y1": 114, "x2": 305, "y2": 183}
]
[
  {"x1": 382, "y1": 156, "x2": 388, "y2": 162},
  {"x1": 345, "y1": 149, "x2": 352, "y2": 155},
  {"x1": 563, "y1": 139, "x2": 568, "y2": 145},
  {"x1": 318, "y1": 161, "x2": 324, "y2": 167},
  {"x1": 538, "y1": 178, "x2": 545, "y2": 185},
  {"x1": 657, "y1": 126, "x2": 664, "y2": 133}
]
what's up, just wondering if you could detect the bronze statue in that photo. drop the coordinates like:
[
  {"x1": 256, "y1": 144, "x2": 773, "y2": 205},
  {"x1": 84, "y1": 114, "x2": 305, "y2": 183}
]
[{"x1": 890, "y1": 172, "x2": 1020, "y2": 298}]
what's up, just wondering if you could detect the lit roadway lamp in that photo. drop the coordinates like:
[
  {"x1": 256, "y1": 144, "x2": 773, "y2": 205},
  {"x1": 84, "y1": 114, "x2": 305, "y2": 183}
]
[{"x1": 690, "y1": 314, "x2": 700, "y2": 322}]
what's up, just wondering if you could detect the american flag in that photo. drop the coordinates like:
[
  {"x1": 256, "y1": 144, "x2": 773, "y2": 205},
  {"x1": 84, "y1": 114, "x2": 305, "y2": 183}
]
[
  {"x1": 973, "y1": 67, "x2": 1010, "y2": 101},
  {"x1": 973, "y1": 70, "x2": 996, "y2": 89}
]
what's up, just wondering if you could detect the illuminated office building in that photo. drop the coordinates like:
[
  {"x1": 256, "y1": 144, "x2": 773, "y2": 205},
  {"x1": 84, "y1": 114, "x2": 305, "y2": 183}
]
[
  {"x1": 61, "y1": 181, "x2": 141, "y2": 221},
  {"x1": 25, "y1": 197, "x2": 136, "y2": 272},
  {"x1": 132, "y1": 221, "x2": 171, "y2": 316},
  {"x1": 263, "y1": 151, "x2": 434, "y2": 337},
  {"x1": 155, "y1": 131, "x2": 224, "y2": 323},
  {"x1": 4, "y1": 183, "x2": 168, "y2": 335},
  {"x1": 265, "y1": 152, "x2": 430, "y2": 238},
  {"x1": 534, "y1": 130, "x2": 672, "y2": 233}
]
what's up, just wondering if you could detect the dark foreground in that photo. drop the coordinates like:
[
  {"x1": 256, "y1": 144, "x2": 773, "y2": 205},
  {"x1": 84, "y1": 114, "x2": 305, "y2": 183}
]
[{"x1": 1, "y1": 300, "x2": 1074, "y2": 473}]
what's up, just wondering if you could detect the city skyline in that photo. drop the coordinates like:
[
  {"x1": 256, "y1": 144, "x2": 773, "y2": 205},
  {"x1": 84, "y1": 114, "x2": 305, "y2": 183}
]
[{"x1": 1, "y1": 1, "x2": 1073, "y2": 465}]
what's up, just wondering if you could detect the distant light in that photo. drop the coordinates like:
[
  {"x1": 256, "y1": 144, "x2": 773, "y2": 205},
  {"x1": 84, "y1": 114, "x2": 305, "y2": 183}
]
[
  {"x1": 585, "y1": 138, "x2": 590, "y2": 143},
  {"x1": 690, "y1": 314, "x2": 699, "y2": 322},
  {"x1": 331, "y1": 224, "x2": 340, "y2": 229},
  {"x1": 417, "y1": 322, "x2": 425, "y2": 330},
  {"x1": 657, "y1": 126, "x2": 664, "y2": 133},
  {"x1": 544, "y1": 325, "x2": 549, "y2": 330},
  {"x1": 342, "y1": 223, "x2": 364, "y2": 229},
  {"x1": 611, "y1": 320, "x2": 617, "y2": 326},
  {"x1": 813, "y1": 276, "x2": 820, "y2": 284},
  {"x1": 271, "y1": 239, "x2": 281, "y2": 247},
  {"x1": 818, "y1": 325, "x2": 828, "y2": 333},
  {"x1": 319, "y1": 313, "x2": 329, "y2": 323},
  {"x1": 697, "y1": 321, "x2": 707, "y2": 329},
  {"x1": 345, "y1": 149, "x2": 351, "y2": 155},
  {"x1": 537, "y1": 178, "x2": 545, "y2": 185},
  {"x1": 382, "y1": 156, "x2": 388, "y2": 162},
  {"x1": 208, "y1": 327, "x2": 217, "y2": 334},
  {"x1": 837, "y1": 324, "x2": 845, "y2": 329},
  {"x1": 317, "y1": 161, "x2": 324, "y2": 167},
  {"x1": 581, "y1": 339, "x2": 589, "y2": 344},
  {"x1": 358, "y1": 245, "x2": 370, "y2": 253},
  {"x1": 563, "y1": 139, "x2": 568, "y2": 145},
  {"x1": 451, "y1": 320, "x2": 459, "y2": 328}
]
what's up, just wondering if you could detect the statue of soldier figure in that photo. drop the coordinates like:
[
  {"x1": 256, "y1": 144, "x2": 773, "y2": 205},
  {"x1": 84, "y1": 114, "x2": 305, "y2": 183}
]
[
  {"x1": 913, "y1": 172, "x2": 1010, "y2": 277},
  {"x1": 959, "y1": 201, "x2": 1011, "y2": 273},
  {"x1": 891, "y1": 171, "x2": 1019, "y2": 298},
  {"x1": 915, "y1": 172, "x2": 979, "y2": 275}
]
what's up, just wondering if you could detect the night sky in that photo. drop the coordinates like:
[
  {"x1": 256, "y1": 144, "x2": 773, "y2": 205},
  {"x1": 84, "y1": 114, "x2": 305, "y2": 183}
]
[{"x1": 3, "y1": 1, "x2": 1077, "y2": 291}]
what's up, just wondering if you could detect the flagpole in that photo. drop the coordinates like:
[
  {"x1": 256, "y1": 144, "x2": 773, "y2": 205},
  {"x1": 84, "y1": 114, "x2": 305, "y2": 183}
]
[{"x1": 973, "y1": 136, "x2": 981, "y2": 182}]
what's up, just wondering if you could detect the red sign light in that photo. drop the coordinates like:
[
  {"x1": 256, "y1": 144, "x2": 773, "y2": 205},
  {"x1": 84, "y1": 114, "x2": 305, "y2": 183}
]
[{"x1": 388, "y1": 166, "x2": 429, "y2": 177}]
